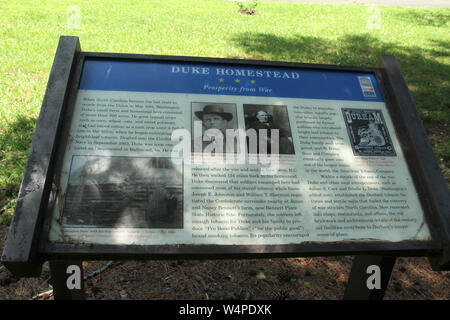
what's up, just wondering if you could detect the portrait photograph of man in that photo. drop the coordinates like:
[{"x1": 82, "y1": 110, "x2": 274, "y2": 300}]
[
  {"x1": 243, "y1": 104, "x2": 295, "y2": 155},
  {"x1": 191, "y1": 102, "x2": 239, "y2": 154}
]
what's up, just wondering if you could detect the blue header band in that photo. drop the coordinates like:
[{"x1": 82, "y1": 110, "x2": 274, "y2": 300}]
[{"x1": 78, "y1": 59, "x2": 384, "y2": 102}]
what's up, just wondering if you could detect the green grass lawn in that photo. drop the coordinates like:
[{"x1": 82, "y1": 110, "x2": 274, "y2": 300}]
[{"x1": 0, "y1": 0, "x2": 449, "y2": 223}]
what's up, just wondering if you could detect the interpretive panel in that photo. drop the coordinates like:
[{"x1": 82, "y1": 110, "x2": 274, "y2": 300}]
[{"x1": 48, "y1": 59, "x2": 431, "y2": 246}]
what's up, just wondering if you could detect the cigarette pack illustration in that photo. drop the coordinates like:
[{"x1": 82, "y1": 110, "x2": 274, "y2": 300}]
[{"x1": 342, "y1": 108, "x2": 396, "y2": 157}]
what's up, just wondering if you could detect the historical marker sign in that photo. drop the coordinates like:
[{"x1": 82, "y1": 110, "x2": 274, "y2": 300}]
[
  {"x1": 49, "y1": 56, "x2": 429, "y2": 246},
  {"x1": 2, "y1": 36, "x2": 449, "y2": 277}
]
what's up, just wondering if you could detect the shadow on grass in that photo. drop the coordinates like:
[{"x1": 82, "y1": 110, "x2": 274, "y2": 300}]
[
  {"x1": 229, "y1": 32, "x2": 449, "y2": 123},
  {"x1": 392, "y1": 10, "x2": 450, "y2": 28},
  {"x1": 0, "y1": 115, "x2": 37, "y2": 202},
  {"x1": 428, "y1": 39, "x2": 450, "y2": 59},
  {"x1": 229, "y1": 32, "x2": 449, "y2": 178}
]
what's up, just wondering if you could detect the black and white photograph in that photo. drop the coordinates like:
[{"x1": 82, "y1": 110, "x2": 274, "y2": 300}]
[
  {"x1": 243, "y1": 104, "x2": 295, "y2": 155},
  {"x1": 342, "y1": 108, "x2": 396, "y2": 157},
  {"x1": 62, "y1": 156, "x2": 183, "y2": 229},
  {"x1": 191, "y1": 102, "x2": 239, "y2": 154}
]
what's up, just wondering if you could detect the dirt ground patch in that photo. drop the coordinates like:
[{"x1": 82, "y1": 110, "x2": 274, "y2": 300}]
[{"x1": 1, "y1": 224, "x2": 449, "y2": 300}]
